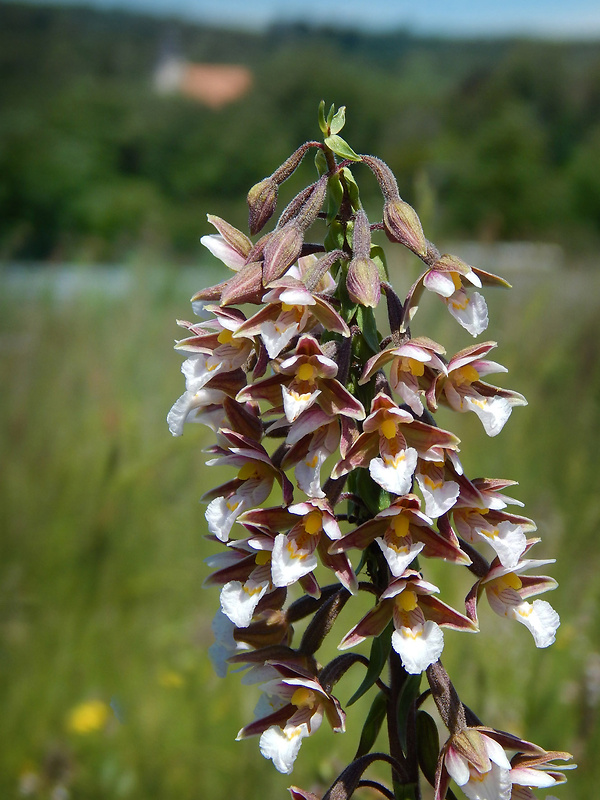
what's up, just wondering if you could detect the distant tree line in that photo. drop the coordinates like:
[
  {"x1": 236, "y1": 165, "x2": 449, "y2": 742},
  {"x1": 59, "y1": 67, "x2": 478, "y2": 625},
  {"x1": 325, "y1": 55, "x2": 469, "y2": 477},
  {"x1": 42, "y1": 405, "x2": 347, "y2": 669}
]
[{"x1": 3, "y1": 2, "x2": 600, "y2": 262}]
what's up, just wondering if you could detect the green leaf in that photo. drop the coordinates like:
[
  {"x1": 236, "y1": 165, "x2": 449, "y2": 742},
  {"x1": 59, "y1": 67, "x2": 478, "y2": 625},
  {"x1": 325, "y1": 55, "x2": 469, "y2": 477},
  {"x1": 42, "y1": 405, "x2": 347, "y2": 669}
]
[
  {"x1": 371, "y1": 245, "x2": 390, "y2": 282},
  {"x1": 342, "y1": 167, "x2": 361, "y2": 210},
  {"x1": 326, "y1": 103, "x2": 336, "y2": 126},
  {"x1": 324, "y1": 219, "x2": 346, "y2": 253},
  {"x1": 397, "y1": 673, "x2": 422, "y2": 752},
  {"x1": 315, "y1": 148, "x2": 328, "y2": 177},
  {"x1": 356, "y1": 306, "x2": 380, "y2": 356},
  {"x1": 330, "y1": 106, "x2": 346, "y2": 135},
  {"x1": 318, "y1": 100, "x2": 328, "y2": 134},
  {"x1": 416, "y1": 710, "x2": 441, "y2": 788},
  {"x1": 347, "y1": 621, "x2": 392, "y2": 706},
  {"x1": 327, "y1": 173, "x2": 344, "y2": 223},
  {"x1": 354, "y1": 690, "x2": 387, "y2": 758},
  {"x1": 324, "y1": 135, "x2": 362, "y2": 162}
]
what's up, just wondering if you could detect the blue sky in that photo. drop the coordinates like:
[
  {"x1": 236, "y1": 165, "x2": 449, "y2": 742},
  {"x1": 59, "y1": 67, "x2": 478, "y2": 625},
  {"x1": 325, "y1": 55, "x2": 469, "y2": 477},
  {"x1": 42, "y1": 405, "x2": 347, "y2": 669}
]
[{"x1": 14, "y1": 0, "x2": 600, "y2": 37}]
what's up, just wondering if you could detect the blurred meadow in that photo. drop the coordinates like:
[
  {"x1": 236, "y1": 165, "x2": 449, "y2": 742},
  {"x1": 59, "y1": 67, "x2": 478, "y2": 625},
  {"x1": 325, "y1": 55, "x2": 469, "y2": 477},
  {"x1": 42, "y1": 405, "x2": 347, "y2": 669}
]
[{"x1": 3, "y1": 2, "x2": 600, "y2": 799}]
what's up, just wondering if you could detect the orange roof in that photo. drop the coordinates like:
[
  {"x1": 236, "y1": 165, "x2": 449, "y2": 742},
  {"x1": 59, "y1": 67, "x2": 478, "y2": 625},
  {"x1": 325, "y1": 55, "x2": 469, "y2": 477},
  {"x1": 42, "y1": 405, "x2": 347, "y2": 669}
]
[{"x1": 179, "y1": 63, "x2": 253, "y2": 108}]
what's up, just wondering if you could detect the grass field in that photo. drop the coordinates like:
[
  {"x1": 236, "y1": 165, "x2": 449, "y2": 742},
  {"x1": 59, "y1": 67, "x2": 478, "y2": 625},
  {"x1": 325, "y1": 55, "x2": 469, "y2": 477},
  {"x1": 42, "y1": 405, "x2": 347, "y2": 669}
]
[{"x1": 2, "y1": 255, "x2": 599, "y2": 799}]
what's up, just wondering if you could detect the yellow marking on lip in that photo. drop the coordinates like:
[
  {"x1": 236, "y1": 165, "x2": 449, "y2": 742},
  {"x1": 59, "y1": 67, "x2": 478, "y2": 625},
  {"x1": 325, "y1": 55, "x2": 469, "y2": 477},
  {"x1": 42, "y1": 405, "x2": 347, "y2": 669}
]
[
  {"x1": 291, "y1": 687, "x2": 317, "y2": 709},
  {"x1": 451, "y1": 271, "x2": 463, "y2": 291},
  {"x1": 452, "y1": 364, "x2": 480, "y2": 386},
  {"x1": 217, "y1": 329, "x2": 234, "y2": 344},
  {"x1": 380, "y1": 419, "x2": 398, "y2": 440},
  {"x1": 304, "y1": 510, "x2": 322, "y2": 535},
  {"x1": 396, "y1": 589, "x2": 418, "y2": 612},
  {"x1": 297, "y1": 363, "x2": 316, "y2": 382},
  {"x1": 392, "y1": 515, "x2": 410, "y2": 538}
]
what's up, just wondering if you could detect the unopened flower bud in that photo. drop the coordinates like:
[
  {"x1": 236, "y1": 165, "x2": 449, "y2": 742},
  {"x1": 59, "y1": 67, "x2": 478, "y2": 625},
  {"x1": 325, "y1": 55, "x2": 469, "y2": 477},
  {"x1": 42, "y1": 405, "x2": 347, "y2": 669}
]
[
  {"x1": 295, "y1": 175, "x2": 328, "y2": 231},
  {"x1": 262, "y1": 223, "x2": 304, "y2": 287},
  {"x1": 383, "y1": 197, "x2": 426, "y2": 256},
  {"x1": 347, "y1": 256, "x2": 381, "y2": 308},
  {"x1": 220, "y1": 262, "x2": 264, "y2": 306},
  {"x1": 247, "y1": 178, "x2": 278, "y2": 235},
  {"x1": 206, "y1": 214, "x2": 252, "y2": 259},
  {"x1": 272, "y1": 141, "x2": 317, "y2": 184},
  {"x1": 351, "y1": 209, "x2": 371, "y2": 259}
]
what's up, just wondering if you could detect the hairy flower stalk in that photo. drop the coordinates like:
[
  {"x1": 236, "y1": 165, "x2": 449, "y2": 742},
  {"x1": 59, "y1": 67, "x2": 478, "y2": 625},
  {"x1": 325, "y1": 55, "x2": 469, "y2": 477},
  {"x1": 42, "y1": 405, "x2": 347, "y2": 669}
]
[{"x1": 169, "y1": 103, "x2": 573, "y2": 798}]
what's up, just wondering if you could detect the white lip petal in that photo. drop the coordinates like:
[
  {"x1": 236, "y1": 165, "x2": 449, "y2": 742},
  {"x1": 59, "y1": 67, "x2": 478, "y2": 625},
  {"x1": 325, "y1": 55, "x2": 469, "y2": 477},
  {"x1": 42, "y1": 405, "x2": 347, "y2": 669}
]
[{"x1": 391, "y1": 620, "x2": 444, "y2": 674}]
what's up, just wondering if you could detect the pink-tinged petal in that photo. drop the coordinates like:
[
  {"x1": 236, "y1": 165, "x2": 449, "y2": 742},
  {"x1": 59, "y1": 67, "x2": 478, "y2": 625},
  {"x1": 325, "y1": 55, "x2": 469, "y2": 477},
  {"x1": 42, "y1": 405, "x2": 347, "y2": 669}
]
[
  {"x1": 510, "y1": 767, "x2": 557, "y2": 789},
  {"x1": 517, "y1": 575, "x2": 558, "y2": 598},
  {"x1": 220, "y1": 580, "x2": 269, "y2": 628},
  {"x1": 360, "y1": 348, "x2": 396, "y2": 384},
  {"x1": 392, "y1": 373, "x2": 425, "y2": 416},
  {"x1": 271, "y1": 533, "x2": 318, "y2": 587},
  {"x1": 415, "y1": 527, "x2": 472, "y2": 566},
  {"x1": 310, "y1": 296, "x2": 351, "y2": 336},
  {"x1": 285, "y1": 405, "x2": 335, "y2": 445},
  {"x1": 317, "y1": 379, "x2": 366, "y2": 420},
  {"x1": 259, "y1": 723, "x2": 309, "y2": 774},
  {"x1": 316, "y1": 539, "x2": 357, "y2": 593},
  {"x1": 369, "y1": 447, "x2": 418, "y2": 495},
  {"x1": 238, "y1": 506, "x2": 293, "y2": 531},
  {"x1": 299, "y1": 571, "x2": 321, "y2": 598},
  {"x1": 404, "y1": 419, "x2": 461, "y2": 458},
  {"x1": 445, "y1": 747, "x2": 471, "y2": 787},
  {"x1": 424, "y1": 269, "x2": 457, "y2": 298},
  {"x1": 201, "y1": 234, "x2": 247, "y2": 270},
  {"x1": 289, "y1": 787, "x2": 320, "y2": 800},
  {"x1": 338, "y1": 600, "x2": 393, "y2": 650},
  {"x1": 329, "y1": 517, "x2": 388, "y2": 553},
  {"x1": 448, "y1": 341, "x2": 498, "y2": 372},
  {"x1": 237, "y1": 374, "x2": 287, "y2": 406},
  {"x1": 419, "y1": 595, "x2": 479, "y2": 631},
  {"x1": 392, "y1": 620, "x2": 444, "y2": 674}
]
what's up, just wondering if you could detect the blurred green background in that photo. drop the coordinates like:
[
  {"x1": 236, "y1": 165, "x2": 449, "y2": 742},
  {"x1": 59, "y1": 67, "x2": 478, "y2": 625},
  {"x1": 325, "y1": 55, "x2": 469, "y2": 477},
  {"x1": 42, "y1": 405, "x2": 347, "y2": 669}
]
[{"x1": 2, "y1": 2, "x2": 600, "y2": 798}]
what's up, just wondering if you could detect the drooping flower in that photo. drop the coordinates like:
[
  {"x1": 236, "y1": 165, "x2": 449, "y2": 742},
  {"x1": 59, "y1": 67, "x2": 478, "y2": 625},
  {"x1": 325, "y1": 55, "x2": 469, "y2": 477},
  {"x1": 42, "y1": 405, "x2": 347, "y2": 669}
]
[
  {"x1": 428, "y1": 341, "x2": 527, "y2": 437},
  {"x1": 233, "y1": 258, "x2": 349, "y2": 359},
  {"x1": 330, "y1": 494, "x2": 471, "y2": 577},
  {"x1": 466, "y1": 555, "x2": 560, "y2": 648},
  {"x1": 403, "y1": 254, "x2": 510, "y2": 337},
  {"x1": 237, "y1": 335, "x2": 365, "y2": 424},
  {"x1": 238, "y1": 500, "x2": 357, "y2": 595},
  {"x1": 339, "y1": 570, "x2": 477, "y2": 674},
  {"x1": 360, "y1": 336, "x2": 447, "y2": 416},
  {"x1": 435, "y1": 727, "x2": 545, "y2": 800},
  {"x1": 332, "y1": 393, "x2": 460, "y2": 496},
  {"x1": 202, "y1": 430, "x2": 293, "y2": 542},
  {"x1": 237, "y1": 663, "x2": 345, "y2": 774}
]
